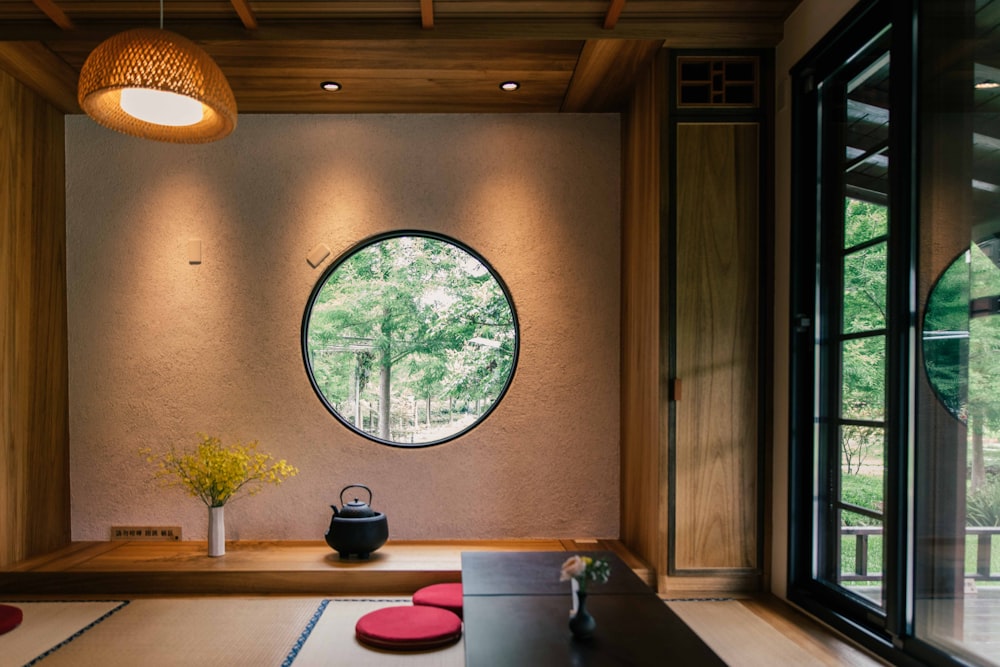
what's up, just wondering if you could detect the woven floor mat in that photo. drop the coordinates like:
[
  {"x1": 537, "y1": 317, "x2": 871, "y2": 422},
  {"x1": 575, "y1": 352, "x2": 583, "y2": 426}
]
[
  {"x1": 0, "y1": 600, "x2": 128, "y2": 667},
  {"x1": 4, "y1": 597, "x2": 464, "y2": 666}
]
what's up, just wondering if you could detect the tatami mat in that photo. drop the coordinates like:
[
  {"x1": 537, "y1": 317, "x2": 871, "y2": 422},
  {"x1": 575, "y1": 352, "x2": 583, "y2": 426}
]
[
  {"x1": 1, "y1": 597, "x2": 464, "y2": 667},
  {"x1": 289, "y1": 598, "x2": 464, "y2": 667},
  {"x1": 0, "y1": 600, "x2": 128, "y2": 667}
]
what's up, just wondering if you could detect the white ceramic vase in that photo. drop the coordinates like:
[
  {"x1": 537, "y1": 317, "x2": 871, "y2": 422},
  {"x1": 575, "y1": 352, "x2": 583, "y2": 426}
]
[{"x1": 208, "y1": 505, "x2": 226, "y2": 557}]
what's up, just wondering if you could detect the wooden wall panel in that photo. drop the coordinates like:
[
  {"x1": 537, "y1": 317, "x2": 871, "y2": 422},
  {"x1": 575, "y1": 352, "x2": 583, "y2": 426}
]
[
  {"x1": 619, "y1": 50, "x2": 667, "y2": 579},
  {"x1": 0, "y1": 66, "x2": 70, "y2": 568},
  {"x1": 674, "y1": 123, "x2": 759, "y2": 572}
]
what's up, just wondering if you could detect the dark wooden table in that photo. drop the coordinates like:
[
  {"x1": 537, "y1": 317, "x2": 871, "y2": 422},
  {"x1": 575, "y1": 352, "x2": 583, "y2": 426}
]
[{"x1": 461, "y1": 551, "x2": 726, "y2": 666}]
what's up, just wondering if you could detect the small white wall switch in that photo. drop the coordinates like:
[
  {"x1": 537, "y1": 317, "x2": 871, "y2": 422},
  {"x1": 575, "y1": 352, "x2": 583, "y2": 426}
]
[
  {"x1": 307, "y1": 243, "x2": 331, "y2": 268},
  {"x1": 187, "y1": 239, "x2": 202, "y2": 264}
]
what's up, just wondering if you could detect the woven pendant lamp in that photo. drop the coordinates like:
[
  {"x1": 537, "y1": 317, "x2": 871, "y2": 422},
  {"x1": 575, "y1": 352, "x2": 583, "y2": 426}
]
[{"x1": 78, "y1": 28, "x2": 237, "y2": 143}]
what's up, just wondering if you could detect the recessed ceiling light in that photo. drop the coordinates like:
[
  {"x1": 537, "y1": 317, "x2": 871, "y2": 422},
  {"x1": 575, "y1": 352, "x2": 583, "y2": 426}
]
[
  {"x1": 320, "y1": 81, "x2": 342, "y2": 92},
  {"x1": 499, "y1": 81, "x2": 520, "y2": 92},
  {"x1": 975, "y1": 80, "x2": 1000, "y2": 90}
]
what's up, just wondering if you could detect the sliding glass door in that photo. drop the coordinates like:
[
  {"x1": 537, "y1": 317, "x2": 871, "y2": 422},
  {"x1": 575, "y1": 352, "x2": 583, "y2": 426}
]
[{"x1": 790, "y1": 1, "x2": 1000, "y2": 665}]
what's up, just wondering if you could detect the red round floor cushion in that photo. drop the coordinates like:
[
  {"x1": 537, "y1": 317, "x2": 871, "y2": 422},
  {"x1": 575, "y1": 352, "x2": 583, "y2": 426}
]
[
  {"x1": 412, "y1": 582, "x2": 464, "y2": 618},
  {"x1": 355, "y1": 605, "x2": 462, "y2": 650},
  {"x1": 0, "y1": 604, "x2": 23, "y2": 635}
]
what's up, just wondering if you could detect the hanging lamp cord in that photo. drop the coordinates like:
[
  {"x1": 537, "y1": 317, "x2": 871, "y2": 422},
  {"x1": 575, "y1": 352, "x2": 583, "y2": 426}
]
[{"x1": 159, "y1": 0, "x2": 164, "y2": 29}]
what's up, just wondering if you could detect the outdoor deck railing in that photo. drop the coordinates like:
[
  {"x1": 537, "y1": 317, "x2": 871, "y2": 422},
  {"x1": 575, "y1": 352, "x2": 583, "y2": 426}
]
[{"x1": 840, "y1": 525, "x2": 1000, "y2": 583}]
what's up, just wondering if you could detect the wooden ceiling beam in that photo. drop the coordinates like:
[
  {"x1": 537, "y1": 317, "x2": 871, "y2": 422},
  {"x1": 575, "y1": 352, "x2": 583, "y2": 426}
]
[
  {"x1": 562, "y1": 39, "x2": 661, "y2": 112},
  {"x1": 30, "y1": 0, "x2": 74, "y2": 30},
  {"x1": 229, "y1": 0, "x2": 259, "y2": 30},
  {"x1": 0, "y1": 41, "x2": 80, "y2": 113},
  {"x1": 420, "y1": 0, "x2": 434, "y2": 29},
  {"x1": 603, "y1": 0, "x2": 626, "y2": 30},
  {"x1": 0, "y1": 19, "x2": 785, "y2": 47}
]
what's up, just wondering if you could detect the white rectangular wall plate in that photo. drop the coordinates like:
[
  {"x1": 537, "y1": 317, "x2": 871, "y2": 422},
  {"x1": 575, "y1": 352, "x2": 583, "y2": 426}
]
[
  {"x1": 187, "y1": 239, "x2": 202, "y2": 264},
  {"x1": 307, "y1": 243, "x2": 331, "y2": 268}
]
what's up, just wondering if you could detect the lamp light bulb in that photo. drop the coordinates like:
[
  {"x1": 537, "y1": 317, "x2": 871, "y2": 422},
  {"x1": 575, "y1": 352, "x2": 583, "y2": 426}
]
[{"x1": 120, "y1": 88, "x2": 205, "y2": 126}]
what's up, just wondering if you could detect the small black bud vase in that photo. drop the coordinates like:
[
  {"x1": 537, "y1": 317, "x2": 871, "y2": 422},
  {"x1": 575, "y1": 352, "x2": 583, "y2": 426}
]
[{"x1": 569, "y1": 590, "x2": 596, "y2": 640}]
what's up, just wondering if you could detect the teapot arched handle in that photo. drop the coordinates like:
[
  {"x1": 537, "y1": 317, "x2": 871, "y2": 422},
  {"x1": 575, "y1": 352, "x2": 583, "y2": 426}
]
[{"x1": 340, "y1": 483, "x2": 373, "y2": 506}]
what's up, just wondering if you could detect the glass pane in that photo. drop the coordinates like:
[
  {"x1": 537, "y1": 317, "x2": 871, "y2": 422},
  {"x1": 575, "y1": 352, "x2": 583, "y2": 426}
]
[
  {"x1": 843, "y1": 49, "x2": 890, "y2": 223},
  {"x1": 844, "y1": 198, "x2": 888, "y2": 249},
  {"x1": 915, "y1": 1, "x2": 1000, "y2": 663},
  {"x1": 923, "y1": 249, "x2": 971, "y2": 420},
  {"x1": 833, "y1": 424, "x2": 886, "y2": 610},
  {"x1": 815, "y1": 28, "x2": 892, "y2": 626},
  {"x1": 841, "y1": 336, "x2": 885, "y2": 421},
  {"x1": 838, "y1": 512, "x2": 885, "y2": 607},
  {"x1": 843, "y1": 241, "x2": 887, "y2": 334},
  {"x1": 303, "y1": 233, "x2": 518, "y2": 446},
  {"x1": 840, "y1": 425, "x2": 886, "y2": 498}
]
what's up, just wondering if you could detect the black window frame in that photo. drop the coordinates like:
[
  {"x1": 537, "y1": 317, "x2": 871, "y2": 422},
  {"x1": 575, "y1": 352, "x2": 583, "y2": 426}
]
[
  {"x1": 788, "y1": 0, "x2": 936, "y2": 664},
  {"x1": 300, "y1": 229, "x2": 520, "y2": 448}
]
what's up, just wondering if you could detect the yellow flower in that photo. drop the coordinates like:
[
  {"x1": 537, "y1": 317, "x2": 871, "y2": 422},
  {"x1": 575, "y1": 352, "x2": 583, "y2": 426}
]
[{"x1": 141, "y1": 434, "x2": 298, "y2": 507}]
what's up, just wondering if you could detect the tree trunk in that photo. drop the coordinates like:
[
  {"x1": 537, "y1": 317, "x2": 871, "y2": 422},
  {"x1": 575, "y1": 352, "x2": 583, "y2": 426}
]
[
  {"x1": 379, "y1": 359, "x2": 391, "y2": 440},
  {"x1": 971, "y1": 413, "x2": 986, "y2": 492},
  {"x1": 354, "y1": 361, "x2": 362, "y2": 428}
]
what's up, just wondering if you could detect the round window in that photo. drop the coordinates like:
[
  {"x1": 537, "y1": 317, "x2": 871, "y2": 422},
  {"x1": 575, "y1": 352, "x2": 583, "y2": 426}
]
[
  {"x1": 302, "y1": 232, "x2": 519, "y2": 446},
  {"x1": 922, "y1": 235, "x2": 1000, "y2": 424}
]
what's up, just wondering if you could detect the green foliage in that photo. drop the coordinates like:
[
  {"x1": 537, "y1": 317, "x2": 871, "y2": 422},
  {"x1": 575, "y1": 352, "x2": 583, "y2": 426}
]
[
  {"x1": 305, "y1": 235, "x2": 516, "y2": 443},
  {"x1": 924, "y1": 242, "x2": 1000, "y2": 428},
  {"x1": 965, "y1": 534, "x2": 1000, "y2": 578},
  {"x1": 968, "y1": 479, "x2": 1000, "y2": 527},
  {"x1": 923, "y1": 249, "x2": 972, "y2": 418},
  {"x1": 840, "y1": 533, "x2": 1000, "y2": 582},
  {"x1": 843, "y1": 199, "x2": 888, "y2": 248},
  {"x1": 841, "y1": 425, "x2": 883, "y2": 476},
  {"x1": 839, "y1": 199, "x2": 888, "y2": 474},
  {"x1": 842, "y1": 240, "x2": 887, "y2": 335},
  {"x1": 840, "y1": 337, "x2": 885, "y2": 421},
  {"x1": 841, "y1": 473, "x2": 884, "y2": 523},
  {"x1": 839, "y1": 533, "x2": 884, "y2": 577}
]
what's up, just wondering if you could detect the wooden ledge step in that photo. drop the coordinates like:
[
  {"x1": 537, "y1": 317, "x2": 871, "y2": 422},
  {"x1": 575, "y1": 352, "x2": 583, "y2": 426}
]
[{"x1": 1, "y1": 539, "x2": 654, "y2": 597}]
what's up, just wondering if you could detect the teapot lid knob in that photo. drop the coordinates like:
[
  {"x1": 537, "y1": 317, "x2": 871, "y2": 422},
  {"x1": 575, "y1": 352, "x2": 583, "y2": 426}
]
[{"x1": 337, "y1": 484, "x2": 377, "y2": 517}]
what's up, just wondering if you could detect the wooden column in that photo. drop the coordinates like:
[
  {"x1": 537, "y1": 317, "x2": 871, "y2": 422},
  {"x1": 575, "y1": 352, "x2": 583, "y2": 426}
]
[
  {"x1": 0, "y1": 66, "x2": 70, "y2": 568},
  {"x1": 620, "y1": 49, "x2": 669, "y2": 583}
]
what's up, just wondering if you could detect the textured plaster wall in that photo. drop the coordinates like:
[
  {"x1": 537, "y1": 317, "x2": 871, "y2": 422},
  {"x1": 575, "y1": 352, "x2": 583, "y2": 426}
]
[{"x1": 65, "y1": 114, "x2": 621, "y2": 542}]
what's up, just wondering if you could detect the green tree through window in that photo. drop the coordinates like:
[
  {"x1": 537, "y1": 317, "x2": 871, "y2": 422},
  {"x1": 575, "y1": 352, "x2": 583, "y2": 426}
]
[{"x1": 303, "y1": 233, "x2": 518, "y2": 446}]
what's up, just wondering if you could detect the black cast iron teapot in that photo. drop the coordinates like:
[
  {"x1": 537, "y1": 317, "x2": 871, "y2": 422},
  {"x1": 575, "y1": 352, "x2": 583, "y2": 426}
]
[{"x1": 325, "y1": 484, "x2": 389, "y2": 559}]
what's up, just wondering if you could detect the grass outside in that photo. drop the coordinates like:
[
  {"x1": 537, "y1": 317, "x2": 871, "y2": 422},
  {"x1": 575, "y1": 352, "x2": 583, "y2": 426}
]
[
  {"x1": 983, "y1": 439, "x2": 1000, "y2": 469},
  {"x1": 839, "y1": 470, "x2": 1000, "y2": 583}
]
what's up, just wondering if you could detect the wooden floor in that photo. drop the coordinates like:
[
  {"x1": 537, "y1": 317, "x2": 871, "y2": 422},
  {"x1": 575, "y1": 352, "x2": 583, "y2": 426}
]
[
  {"x1": 668, "y1": 596, "x2": 889, "y2": 666},
  {"x1": 0, "y1": 539, "x2": 888, "y2": 665}
]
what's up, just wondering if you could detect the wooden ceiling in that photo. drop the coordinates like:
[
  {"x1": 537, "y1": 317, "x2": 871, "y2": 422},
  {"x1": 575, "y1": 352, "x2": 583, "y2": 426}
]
[{"x1": 0, "y1": 1, "x2": 803, "y2": 115}]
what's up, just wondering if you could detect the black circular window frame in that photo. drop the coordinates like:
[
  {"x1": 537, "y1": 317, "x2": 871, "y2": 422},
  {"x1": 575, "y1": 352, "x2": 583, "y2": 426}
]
[{"x1": 301, "y1": 230, "x2": 520, "y2": 448}]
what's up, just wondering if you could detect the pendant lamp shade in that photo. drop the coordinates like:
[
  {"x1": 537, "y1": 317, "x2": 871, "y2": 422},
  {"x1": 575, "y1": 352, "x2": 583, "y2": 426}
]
[{"x1": 78, "y1": 28, "x2": 237, "y2": 143}]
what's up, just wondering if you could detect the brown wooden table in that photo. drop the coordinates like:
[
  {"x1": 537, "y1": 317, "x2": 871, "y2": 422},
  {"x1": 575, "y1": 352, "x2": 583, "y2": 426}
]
[{"x1": 461, "y1": 551, "x2": 726, "y2": 666}]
